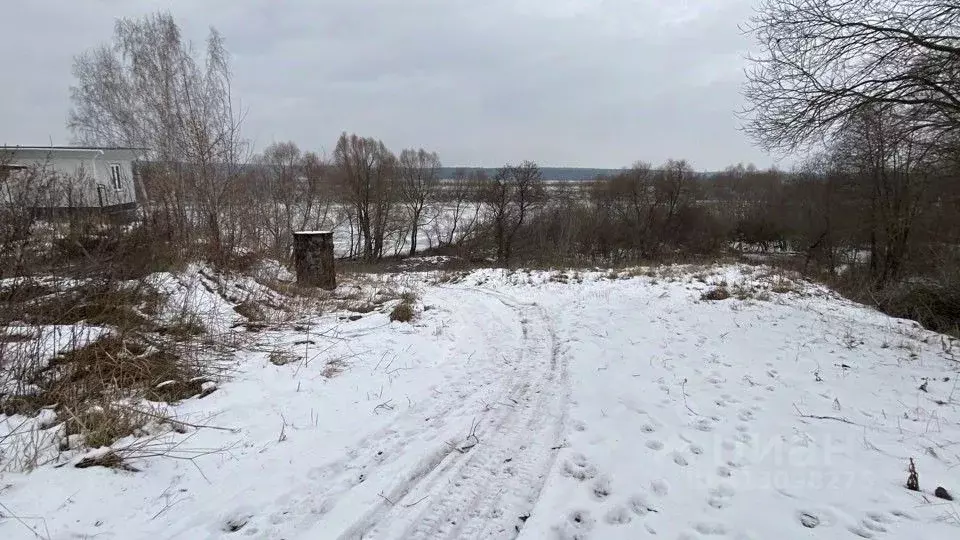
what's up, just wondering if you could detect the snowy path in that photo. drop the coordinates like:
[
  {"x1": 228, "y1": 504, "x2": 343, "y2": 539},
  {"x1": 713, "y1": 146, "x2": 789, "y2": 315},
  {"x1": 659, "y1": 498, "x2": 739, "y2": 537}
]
[
  {"x1": 331, "y1": 287, "x2": 568, "y2": 540},
  {"x1": 179, "y1": 285, "x2": 571, "y2": 540}
]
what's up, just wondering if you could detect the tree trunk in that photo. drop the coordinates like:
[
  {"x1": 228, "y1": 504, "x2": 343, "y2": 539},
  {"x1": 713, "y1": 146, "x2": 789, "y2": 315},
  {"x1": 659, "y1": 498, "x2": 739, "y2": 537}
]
[{"x1": 409, "y1": 208, "x2": 420, "y2": 256}]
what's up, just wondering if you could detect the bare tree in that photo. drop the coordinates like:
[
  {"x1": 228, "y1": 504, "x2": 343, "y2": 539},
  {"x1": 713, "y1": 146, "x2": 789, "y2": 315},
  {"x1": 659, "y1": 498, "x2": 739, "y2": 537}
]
[
  {"x1": 255, "y1": 141, "x2": 301, "y2": 258},
  {"x1": 300, "y1": 151, "x2": 335, "y2": 232},
  {"x1": 610, "y1": 162, "x2": 659, "y2": 254},
  {"x1": 437, "y1": 168, "x2": 484, "y2": 248},
  {"x1": 832, "y1": 105, "x2": 936, "y2": 286},
  {"x1": 334, "y1": 133, "x2": 396, "y2": 260},
  {"x1": 0, "y1": 156, "x2": 62, "y2": 279},
  {"x1": 653, "y1": 159, "x2": 697, "y2": 246},
  {"x1": 483, "y1": 161, "x2": 544, "y2": 264},
  {"x1": 743, "y1": 0, "x2": 960, "y2": 151},
  {"x1": 68, "y1": 12, "x2": 248, "y2": 261},
  {"x1": 397, "y1": 148, "x2": 441, "y2": 256}
]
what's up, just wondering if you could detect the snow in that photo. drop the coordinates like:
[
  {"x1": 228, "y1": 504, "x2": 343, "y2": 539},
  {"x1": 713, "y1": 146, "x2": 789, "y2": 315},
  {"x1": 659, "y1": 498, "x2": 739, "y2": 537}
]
[{"x1": 1, "y1": 265, "x2": 958, "y2": 539}]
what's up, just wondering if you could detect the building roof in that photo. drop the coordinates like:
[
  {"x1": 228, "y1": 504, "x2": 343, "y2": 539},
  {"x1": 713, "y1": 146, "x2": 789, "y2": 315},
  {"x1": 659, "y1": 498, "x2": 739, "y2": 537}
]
[{"x1": 0, "y1": 145, "x2": 148, "y2": 152}]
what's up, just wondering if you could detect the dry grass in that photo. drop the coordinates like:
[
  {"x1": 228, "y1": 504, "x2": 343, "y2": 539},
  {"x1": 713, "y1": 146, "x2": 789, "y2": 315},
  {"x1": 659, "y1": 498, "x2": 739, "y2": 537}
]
[
  {"x1": 389, "y1": 301, "x2": 416, "y2": 323},
  {"x1": 1, "y1": 312, "x2": 220, "y2": 463},
  {"x1": 233, "y1": 301, "x2": 266, "y2": 322},
  {"x1": 0, "y1": 279, "x2": 162, "y2": 328},
  {"x1": 268, "y1": 350, "x2": 299, "y2": 366},
  {"x1": 388, "y1": 290, "x2": 419, "y2": 323},
  {"x1": 157, "y1": 314, "x2": 207, "y2": 341},
  {"x1": 9, "y1": 334, "x2": 208, "y2": 412},
  {"x1": 321, "y1": 358, "x2": 347, "y2": 378},
  {"x1": 62, "y1": 401, "x2": 157, "y2": 449},
  {"x1": 435, "y1": 270, "x2": 468, "y2": 284},
  {"x1": 701, "y1": 286, "x2": 731, "y2": 301}
]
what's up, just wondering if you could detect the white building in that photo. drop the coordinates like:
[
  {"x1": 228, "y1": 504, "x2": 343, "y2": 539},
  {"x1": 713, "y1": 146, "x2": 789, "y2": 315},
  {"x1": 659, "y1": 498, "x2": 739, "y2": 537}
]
[{"x1": 0, "y1": 146, "x2": 144, "y2": 216}]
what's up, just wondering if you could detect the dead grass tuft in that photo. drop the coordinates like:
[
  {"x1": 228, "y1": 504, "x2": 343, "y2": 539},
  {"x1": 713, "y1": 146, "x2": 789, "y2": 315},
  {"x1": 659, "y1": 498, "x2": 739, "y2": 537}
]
[
  {"x1": 63, "y1": 401, "x2": 154, "y2": 449},
  {"x1": 2, "y1": 332, "x2": 208, "y2": 420},
  {"x1": 701, "y1": 286, "x2": 731, "y2": 301},
  {"x1": 0, "y1": 279, "x2": 162, "y2": 328},
  {"x1": 389, "y1": 302, "x2": 415, "y2": 323},
  {"x1": 389, "y1": 297, "x2": 416, "y2": 323},
  {"x1": 233, "y1": 301, "x2": 266, "y2": 322},
  {"x1": 322, "y1": 358, "x2": 346, "y2": 378},
  {"x1": 74, "y1": 449, "x2": 139, "y2": 471},
  {"x1": 157, "y1": 314, "x2": 207, "y2": 341},
  {"x1": 269, "y1": 350, "x2": 299, "y2": 366}
]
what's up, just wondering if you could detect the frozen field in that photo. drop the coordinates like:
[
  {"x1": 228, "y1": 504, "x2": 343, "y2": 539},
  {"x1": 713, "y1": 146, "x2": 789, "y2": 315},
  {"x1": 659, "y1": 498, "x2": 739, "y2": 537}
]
[{"x1": 2, "y1": 265, "x2": 958, "y2": 539}]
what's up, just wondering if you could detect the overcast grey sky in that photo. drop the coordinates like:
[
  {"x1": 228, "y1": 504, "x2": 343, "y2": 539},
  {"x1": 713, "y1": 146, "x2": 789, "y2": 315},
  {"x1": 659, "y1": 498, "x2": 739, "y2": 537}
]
[{"x1": 1, "y1": 0, "x2": 774, "y2": 170}]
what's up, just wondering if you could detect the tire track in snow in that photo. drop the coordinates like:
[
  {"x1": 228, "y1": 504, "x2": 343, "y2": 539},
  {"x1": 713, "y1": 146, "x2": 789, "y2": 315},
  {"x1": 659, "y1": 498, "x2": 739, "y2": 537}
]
[
  {"x1": 226, "y1": 287, "x2": 524, "y2": 540},
  {"x1": 340, "y1": 286, "x2": 569, "y2": 540}
]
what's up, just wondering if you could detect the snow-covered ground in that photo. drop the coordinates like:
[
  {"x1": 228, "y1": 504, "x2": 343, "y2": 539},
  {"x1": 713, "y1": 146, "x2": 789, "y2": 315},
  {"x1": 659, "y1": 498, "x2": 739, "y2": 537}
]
[{"x1": 2, "y1": 265, "x2": 958, "y2": 539}]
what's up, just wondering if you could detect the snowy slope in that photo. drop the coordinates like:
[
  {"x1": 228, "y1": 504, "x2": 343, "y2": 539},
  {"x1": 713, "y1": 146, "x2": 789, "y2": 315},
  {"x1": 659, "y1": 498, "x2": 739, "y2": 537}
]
[{"x1": 1, "y1": 265, "x2": 958, "y2": 539}]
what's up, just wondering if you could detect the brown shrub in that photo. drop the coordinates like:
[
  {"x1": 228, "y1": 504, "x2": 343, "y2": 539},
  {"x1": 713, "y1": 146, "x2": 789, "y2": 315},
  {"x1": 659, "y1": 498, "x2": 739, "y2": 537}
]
[
  {"x1": 2, "y1": 333, "x2": 207, "y2": 419},
  {"x1": 701, "y1": 286, "x2": 731, "y2": 301},
  {"x1": 389, "y1": 301, "x2": 415, "y2": 323},
  {"x1": 233, "y1": 301, "x2": 266, "y2": 322},
  {"x1": 0, "y1": 280, "x2": 161, "y2": 328},
  {"x1": 63, "y1": 401, "x2": 151, "y2": 449}
]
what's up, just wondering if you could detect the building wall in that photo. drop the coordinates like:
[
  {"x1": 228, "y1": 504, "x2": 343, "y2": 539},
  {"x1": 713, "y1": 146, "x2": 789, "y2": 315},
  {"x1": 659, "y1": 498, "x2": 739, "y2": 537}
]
[{"x1": 0, "y1": 148, "x2": 139, "y2": 208}]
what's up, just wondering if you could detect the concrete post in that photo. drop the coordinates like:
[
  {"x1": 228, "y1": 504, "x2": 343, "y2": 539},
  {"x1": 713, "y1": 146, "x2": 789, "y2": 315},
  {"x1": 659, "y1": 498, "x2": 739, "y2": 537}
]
[{"x1": 293, "y1": 231, "x2": 335, "y2": 290}]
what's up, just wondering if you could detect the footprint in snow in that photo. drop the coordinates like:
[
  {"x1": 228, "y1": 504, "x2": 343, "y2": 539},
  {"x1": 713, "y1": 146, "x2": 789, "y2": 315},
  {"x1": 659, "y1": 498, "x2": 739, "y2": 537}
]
[
  {"x1": 571, "y1": 420, "x2": 587, "y2": 432},
  {"x1": 716, "y1": 466, "x2": 732, "y2": 477},
  {"x1": 604, "y1": 506, "x2": 632, "y2": 525},
  {"x1": 671, "y1": 452, "x2": 689, "y2": 467},
  {"x1": 859, "y1": 518, "x2": 887, "y2": 533},
  {"x1": 568, "y1": 509, "x2": 595, "y2": 529},
  {"x1": 694, "y1": 522, "x2": 729, "y2": 535},
  {"x1": 726, "y1": 457, "x2": 748, "y2": 469},
  {"x1": 689, "y1": 444, "x2": 704, "y2": 455},
  {"x1": 646, "y1": 440, "x2": 665, "y2": 451},
  {"x1": 847, "y1": 510, "x2": 904, "y2": 537},
  {"x1": 221, "y1": 512, "x2": 254, "y2": 533},
  {"x1": 707, "y1": 484, "x2": 736, "y2": 509},
  {"x1": 865, "y1": 511, "x2": 893, "y2": 524},
  {"x1": 693, "y1": 418, "x2": 715, "y2": 432},
  {"x1": 737, "y1": 409, "x2": 755, "y2": 422},
  {"x1": 553, "y1": 510, "x2": 595, "y2": 540},
  {"x1": 888, "y1": 509, "x2": 917, "y2": 521},
  {"x1": 796, "y1": 508, "x2": 837, "y2": 529},
  {"x1": 651, "y1": 479, "x2": 670, "y2": 496},
  {"x1": 562, "y1": 454, "x2": 598, "y2": 481},
  {"x1": 591, "y1": 476, "x2": 612, "y2": 500},
  {"x1": 641, "y1": 423, "x2": 657, "y2": 433},
  {"x1": 848, "y1": 525, "x2": 876, "y2": 538},
  {"x1": 628, "y1": 493, "x2": 658, "y2": 516}
]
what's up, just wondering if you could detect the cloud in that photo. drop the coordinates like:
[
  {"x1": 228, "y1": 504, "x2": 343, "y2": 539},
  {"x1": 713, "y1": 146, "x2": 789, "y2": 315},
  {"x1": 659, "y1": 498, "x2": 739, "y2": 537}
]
[{"x1": 0, "y1": 0, "x2": 773, "y2": 170}]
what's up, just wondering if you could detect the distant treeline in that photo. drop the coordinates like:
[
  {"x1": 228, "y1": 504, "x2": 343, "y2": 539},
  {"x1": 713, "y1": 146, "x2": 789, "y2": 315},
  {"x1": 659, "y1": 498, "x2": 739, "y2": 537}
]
[
  {"x1": 437, "y1": 167, "x2": 738, "y2": 182},
  {"x1": 439, "y1": 167, "x2": 622, "y2": 182}
]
